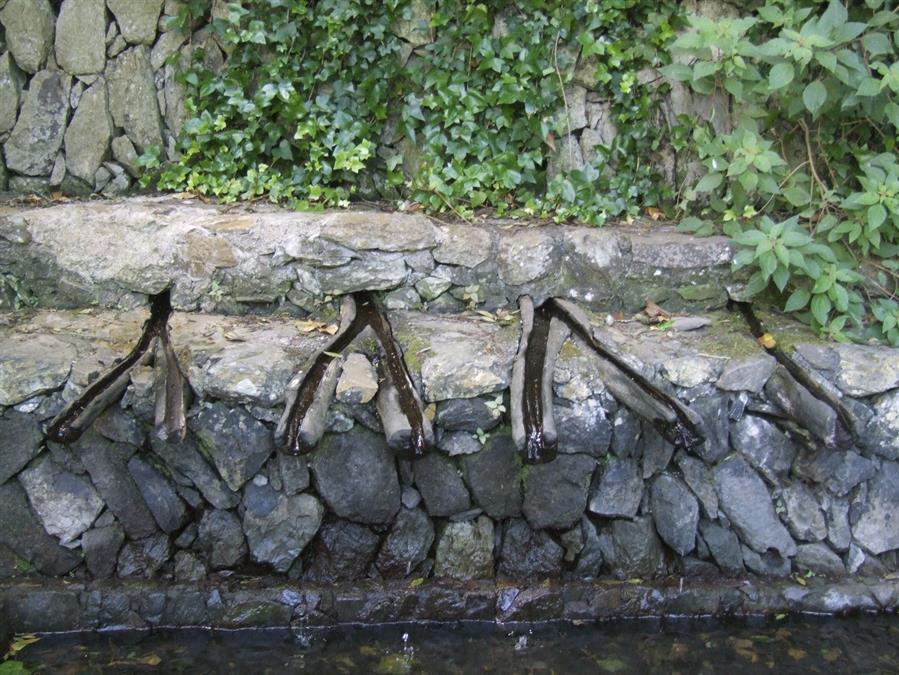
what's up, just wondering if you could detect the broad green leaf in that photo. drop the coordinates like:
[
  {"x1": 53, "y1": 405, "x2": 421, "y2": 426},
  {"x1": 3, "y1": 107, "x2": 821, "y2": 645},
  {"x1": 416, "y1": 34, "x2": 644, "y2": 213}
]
[
  {"x1": 733, "y1": 229, "x2": 767, "y2": 246},
  {"x1": 802, "y1": 81, "x2": 827, "y2": 114},
  {"x1": 862, "y1": 32, "x2": 893, "y2": 56},
  {"x1": 759, "y1": 250, "x2": 778, "y2": 279},
  {"x1": 831, "y1": 283, "x2": 849, "y2": 312},
  {"x1": 868, "y1": 203, "x2": 887, "y2": 229},
  {"x1": 819, "y1": 0, "x2": 847, "y2": 33},
  {"x1": 833, "y1": 22, "x2": 868, "y2": 43},
  {"x1": 813, "y1": 274, "x2": 834, "y2": 294},
  {"x1": 739, "y1": 170, "x2": 758, "y2": 192},
  {"x1": 660, "y1": 63, "x2": 693, "y2": 81},
  {"x1": 695, "y1": 173, "x2": 723, "y2": 193},
  {"x1": 857, "y1": 77, "x2": 883, "y2": 96},
  {"x1": 773, "y1": 266, "x2": 790, "y2": 292},
  {"x1": 811, "y1": 293, "x2": 832, "y2": 325},
  {"x1": 885, "y1": 102, "x2": 899, "y2": 129},
  {"x1": 694, "y1": 60, "x2": 720, "y2": 79},
  {"x1": 785, "y1": 288, "x2": 811, "y2": 312},
  {"x1": 775, "y1": 242, "x2": 790, "y2": 266},
  {"x1": 782, "y1": 230, "x2": 812, "y2": 247},
  {"x1": 745, "y1": 271, "x2": 769, "y2": 298},
  {"x1": 768, "y1": 62, "x2": 794, "y2": 90},
  {"x1": 783, "y1": 186, "x2": 811, "y2": 207}
]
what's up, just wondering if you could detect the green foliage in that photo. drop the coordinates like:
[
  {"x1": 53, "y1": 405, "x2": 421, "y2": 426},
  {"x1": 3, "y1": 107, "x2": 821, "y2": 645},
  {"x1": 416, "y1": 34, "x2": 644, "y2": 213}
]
[
  {"x1": 670, "y1": 0, "x2": 899, "y2": 345},
  {"x1": 149, "y1": 0, "x2": 681, "y2": 222}
]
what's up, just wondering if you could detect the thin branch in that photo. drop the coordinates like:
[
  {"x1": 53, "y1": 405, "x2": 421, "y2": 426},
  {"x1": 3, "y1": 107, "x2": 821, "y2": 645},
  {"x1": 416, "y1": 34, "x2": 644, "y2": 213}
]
[
  {"x1": 799, "y1": 118, "x2": 830, "y2": 210},
  {"x1": 553, "y1": 31, "x2": 573, "y2": 168}
]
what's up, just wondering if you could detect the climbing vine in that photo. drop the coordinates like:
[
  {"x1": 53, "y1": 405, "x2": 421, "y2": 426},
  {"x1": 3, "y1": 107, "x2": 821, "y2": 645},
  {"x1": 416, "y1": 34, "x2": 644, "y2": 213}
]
[{"x1": 149, "y1": 0, "x2": 680, "y2": 223}]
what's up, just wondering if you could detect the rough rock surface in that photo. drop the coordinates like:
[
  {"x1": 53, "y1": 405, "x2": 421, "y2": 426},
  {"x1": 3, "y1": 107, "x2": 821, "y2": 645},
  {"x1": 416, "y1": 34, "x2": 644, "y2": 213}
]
[
  {"x1": 434, "y1": 516, "x2": 494, "y2": 581},
  {"x1": 852, "y1": 461, "x2": 899, "y2": 555},
  {"x1": 242, "y1": 483, "x2": 323, "y2": 572},
  {"x1": 461, "y1": 434, "x2": 522, "y2": 518},
  {"x1": 55, "y1": 0, "x2": 106, "y2": 74},
  {"x1": 116, "y1": 533, "x2": 170, "y2": 578},
  {"x1": 0, "y1": 0, "x2": 55, "y2": 73},
  {"x1": 64, "y1": 80, "x2": 113, "y2": 183},
  {"x1": 106, "y1": 0, "x2": 163, "y2": 45},
  {"x1": 82, "y1": 523, "x2": 125, "y2": 579},
  {"x1": 18, "y1": 453, "x2": 104, "y2": 545},
  {"x1": 335, "y1": 353, "x2": 379, "y2": 404},
  {"x1": 376, "y1": 507, "x2": 434, "y2": 578},
  {"x1": 196, "y1": 508, "x2": 246, "y2": 570},
  {"x1": 106, "y1": 46, "x2": 163, "y2": 151},
  {"x1": 190, "y1": 402, "x2": 273, "y2": 492},
  {"x1": 714, "y1": 456, "x2": 797, "y2": 557},
  {"x1": 599, "y1": 516, "x2": 665, "y2": 579},
  {"x1": 0, "y1": 481, "x2": 81, "y2": 575},
  {"x1": 74, "y1": 433, "x2": 158, "y2": 540},
  {"x1": 413, "y1": 452, "x2": 470, "y2": 517},
  {"x1": 304, "y1": 519, "x2": 380, "y2": 583},
  {"x1": 3, "y1": 70, "x2": 71, "y2": 176},
  {"x1": 127, "y1": 456, "x2": 188, "y2": 533},
  {"x1": 499, "y1": 519, "x2": 563, "y2": 578},
  {"x1": 0, "y1": 410, "x2": 43, "y2": 484},
  {"x1": 523, "y1": 454, "x2": 595, "y2": 530},
  {"x1": 589, "y1": 457, "x2": 642, "y2": 519},
  {"x1": 0, "y1": 51, "x2": 25, "y2": 135},
  {"x1": 310, "y1": 428, "x2": 400, "y2": 524},
  {"x1": 650, "y1": 475, "x2": 699, "y2": 556}
]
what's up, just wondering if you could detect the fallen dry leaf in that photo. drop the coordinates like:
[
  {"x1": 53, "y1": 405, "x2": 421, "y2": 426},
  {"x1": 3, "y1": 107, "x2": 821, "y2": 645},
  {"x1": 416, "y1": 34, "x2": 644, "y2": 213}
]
[
  {"x1": 758, "y1": 333, "x2": 777, "y2": 349},
  {"x1": 645, "y1": 207, "x2": 664, "y2": 221},
  {"x1": 644, "y1": 300, "x2": 671, "y2": 321}
]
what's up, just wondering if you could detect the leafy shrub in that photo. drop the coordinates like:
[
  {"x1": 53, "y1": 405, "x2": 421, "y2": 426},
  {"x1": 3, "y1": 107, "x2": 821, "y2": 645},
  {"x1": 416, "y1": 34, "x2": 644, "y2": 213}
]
[{"x1": 667, "y1": 0, "x2": 899, "y2": 344}]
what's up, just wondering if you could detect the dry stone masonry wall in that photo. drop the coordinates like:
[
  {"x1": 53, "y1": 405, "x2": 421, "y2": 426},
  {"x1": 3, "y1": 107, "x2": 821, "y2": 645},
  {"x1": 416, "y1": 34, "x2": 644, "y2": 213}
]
[
  {"x1": 0, "y1": 0, "x2": 196, "y2": 195},
  {"x1": 1, "y1": 201, "x2": 898, "y2": 602}
]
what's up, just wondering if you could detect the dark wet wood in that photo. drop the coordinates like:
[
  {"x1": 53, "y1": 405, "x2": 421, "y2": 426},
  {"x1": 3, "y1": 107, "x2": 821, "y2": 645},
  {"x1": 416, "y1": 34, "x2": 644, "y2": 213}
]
[
  {"x1": 280, "y1": 291, "x2": 431, "y2": 458},
  {"x1": 46, "y1": 290, "x2": 174, "y2": 444},
  {"x1": 730, "y1": 299, "x2": 857, "y2": 447}
]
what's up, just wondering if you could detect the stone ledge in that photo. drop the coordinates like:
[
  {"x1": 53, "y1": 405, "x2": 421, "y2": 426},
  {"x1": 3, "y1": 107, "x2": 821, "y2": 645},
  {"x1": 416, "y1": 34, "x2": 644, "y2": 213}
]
[
  {"x1": 1, "y1": 306, "x2": 897, "y2": 594},
  {"x1": 1, "y1": 576, "x2": 897, "y2": 632},
  {"x1": 0, "y1": 197, "x2": 738, "y2": 313}
]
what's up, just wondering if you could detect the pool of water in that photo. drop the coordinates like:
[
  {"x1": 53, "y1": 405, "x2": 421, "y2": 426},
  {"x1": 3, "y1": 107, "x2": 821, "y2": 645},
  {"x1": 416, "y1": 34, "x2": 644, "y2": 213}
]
[{"x1": 9, "y1": 614, "x2": 899, "y2": 674}]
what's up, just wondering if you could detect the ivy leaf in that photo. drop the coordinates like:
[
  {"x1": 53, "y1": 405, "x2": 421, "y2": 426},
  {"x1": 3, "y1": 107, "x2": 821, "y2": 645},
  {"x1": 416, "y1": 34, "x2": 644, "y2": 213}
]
[
  {"x1": 695, "y1": 173, "x2": 723, "y2": 192},
  {"x1": 802, "y1": 81, "x2": 827, "y2": 114},
  {"x1": 768, "y1": 62, "x2": 794, "y2": 90},
  {"x1": 785, "y1": 288, "x2": 811, "y2": 312}
]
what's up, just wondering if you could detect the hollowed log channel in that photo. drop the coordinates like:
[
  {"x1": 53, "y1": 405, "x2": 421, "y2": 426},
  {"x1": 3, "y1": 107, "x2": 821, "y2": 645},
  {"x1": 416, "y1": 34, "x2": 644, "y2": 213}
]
[
  {"x1": 46, "y1": 289, "x2": 189, "y2": 444},
  {"x1": 514, "y1": 296, "x2": 706, "y2": 464},
  {"x1": 278, "y1": 291, "x2": 431, "y2": 459},
  {"x1": 730, "y1": 299, "x2": 857, "y2": 447}
]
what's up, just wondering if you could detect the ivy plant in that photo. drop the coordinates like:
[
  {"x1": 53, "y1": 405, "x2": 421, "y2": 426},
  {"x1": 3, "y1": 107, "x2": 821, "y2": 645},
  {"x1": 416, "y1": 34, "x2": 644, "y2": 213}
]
[{"x1": 148, "y1": 0, "x2": 682, "y2": 224}]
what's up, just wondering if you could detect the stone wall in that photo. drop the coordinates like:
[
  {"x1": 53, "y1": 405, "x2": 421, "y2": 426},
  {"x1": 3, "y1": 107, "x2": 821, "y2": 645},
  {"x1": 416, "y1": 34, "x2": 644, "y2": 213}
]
[
  {"x1": 0, "y1": 0, "x2": 724, "y2": 196},
  {"x1": 0, "y1": 198, "x2": 737, "y2": 315},
  {"x1": 0, "y1": 0, "x2": 193, "y2": 195},
  {"x1": 1, "y1": 275, "x2": 897, "y2": 587}
]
